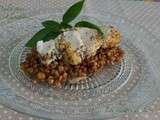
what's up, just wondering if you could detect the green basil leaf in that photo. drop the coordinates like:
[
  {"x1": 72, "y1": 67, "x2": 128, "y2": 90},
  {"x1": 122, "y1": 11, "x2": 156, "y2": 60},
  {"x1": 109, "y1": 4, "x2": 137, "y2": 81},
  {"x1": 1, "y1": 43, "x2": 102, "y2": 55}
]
[
  {"x1": 43, "y1": 32, "x2": 61, "y2": 42},
  {"x1": 63, "y1": 0, "x2": 85, "y2": 23},
  {"x1": 42, "y1": 20, "x2": 60, "y2": 32},
  {"x1": 60, "y1": 22, "x2": 72, "y2": 29},
  {"x1": 25, "y1": 29, "x2": 51, "y2": 48},
  {"x1": 75, "y1": 21, "x2": 104, "y2": 37}
]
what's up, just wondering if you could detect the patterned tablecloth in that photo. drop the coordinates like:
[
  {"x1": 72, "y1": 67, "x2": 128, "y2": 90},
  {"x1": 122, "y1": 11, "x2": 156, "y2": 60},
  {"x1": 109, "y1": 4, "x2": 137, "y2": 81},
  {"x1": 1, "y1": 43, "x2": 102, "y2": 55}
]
[{"x1": 0, "y1": 0, "x2": 160, "y2": 119}]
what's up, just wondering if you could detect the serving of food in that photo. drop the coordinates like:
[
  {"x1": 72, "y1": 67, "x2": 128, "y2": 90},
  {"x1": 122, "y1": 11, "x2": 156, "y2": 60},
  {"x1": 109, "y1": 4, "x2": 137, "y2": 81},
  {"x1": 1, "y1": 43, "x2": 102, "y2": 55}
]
[{"x1": 20, "y1": 0, "x2": 124, "y2": 88}]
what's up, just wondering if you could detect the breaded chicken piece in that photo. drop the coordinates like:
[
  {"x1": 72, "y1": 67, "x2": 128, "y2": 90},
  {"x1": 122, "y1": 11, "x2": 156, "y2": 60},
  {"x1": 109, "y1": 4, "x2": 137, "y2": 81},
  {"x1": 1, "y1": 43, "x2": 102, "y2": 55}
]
[{"x1": 102, "y1": 26, "x2": 121, "y2": 48}]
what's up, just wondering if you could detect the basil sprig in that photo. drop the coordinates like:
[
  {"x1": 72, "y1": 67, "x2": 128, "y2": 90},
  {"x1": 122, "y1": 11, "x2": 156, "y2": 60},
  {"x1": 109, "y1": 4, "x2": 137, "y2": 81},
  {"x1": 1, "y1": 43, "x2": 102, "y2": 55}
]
[
  {"x1": 63, "y1": 0, "x2": 85, "y2": 23},
  {"x1": 26, "y1": 0, "x2": 104, "y2": 48},
  {"x1": 26, "y1": 29, "x2": 52, "y2": 48},
  {"x1": 42, "y1": 20, "x2": 61, "y2": 31}
]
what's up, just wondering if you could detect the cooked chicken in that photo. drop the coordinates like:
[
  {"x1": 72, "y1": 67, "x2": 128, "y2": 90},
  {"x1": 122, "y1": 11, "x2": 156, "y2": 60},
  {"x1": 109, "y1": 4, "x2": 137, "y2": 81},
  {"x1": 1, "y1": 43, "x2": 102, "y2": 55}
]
[
  {"x1": 102, "y1": 26, "x2": 121, "y2": 48},
  {"x1": 36, "y1": 26, "x2": 121, "y2": 65}
]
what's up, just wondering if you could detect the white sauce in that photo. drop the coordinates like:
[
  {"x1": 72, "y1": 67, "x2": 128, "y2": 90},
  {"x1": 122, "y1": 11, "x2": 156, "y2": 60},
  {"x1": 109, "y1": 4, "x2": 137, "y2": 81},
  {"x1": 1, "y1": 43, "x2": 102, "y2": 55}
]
[{"x1": 37, "y1": 40, "x2": 56, "y2": 55}]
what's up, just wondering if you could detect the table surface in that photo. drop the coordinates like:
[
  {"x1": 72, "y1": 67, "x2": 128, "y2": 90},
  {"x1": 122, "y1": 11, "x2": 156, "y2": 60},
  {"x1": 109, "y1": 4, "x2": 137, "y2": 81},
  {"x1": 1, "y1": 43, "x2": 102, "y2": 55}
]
[{"x1": 0, "y1": 0, "x2": 160, "y2": 119}]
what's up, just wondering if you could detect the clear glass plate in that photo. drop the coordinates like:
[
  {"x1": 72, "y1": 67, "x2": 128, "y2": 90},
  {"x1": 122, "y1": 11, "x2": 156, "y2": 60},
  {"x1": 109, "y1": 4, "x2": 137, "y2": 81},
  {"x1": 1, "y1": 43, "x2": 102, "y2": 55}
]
[{"x1": 0, "y1": 13, "x2": 159, "y2": 120}]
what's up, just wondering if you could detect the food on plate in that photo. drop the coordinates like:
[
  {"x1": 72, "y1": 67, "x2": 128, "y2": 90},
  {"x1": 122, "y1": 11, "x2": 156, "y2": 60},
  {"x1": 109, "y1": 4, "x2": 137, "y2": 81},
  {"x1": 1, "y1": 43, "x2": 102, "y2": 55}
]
[{"x1": 21, "y1": 0, "x2": 124, "y2": 87}]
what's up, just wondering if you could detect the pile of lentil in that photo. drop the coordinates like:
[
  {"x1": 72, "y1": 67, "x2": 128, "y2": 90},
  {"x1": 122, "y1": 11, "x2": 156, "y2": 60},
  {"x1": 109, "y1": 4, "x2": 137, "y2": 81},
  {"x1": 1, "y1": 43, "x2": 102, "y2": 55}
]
[{"x1": 21, "y1": 47, "x2": 124, "y2": 88}]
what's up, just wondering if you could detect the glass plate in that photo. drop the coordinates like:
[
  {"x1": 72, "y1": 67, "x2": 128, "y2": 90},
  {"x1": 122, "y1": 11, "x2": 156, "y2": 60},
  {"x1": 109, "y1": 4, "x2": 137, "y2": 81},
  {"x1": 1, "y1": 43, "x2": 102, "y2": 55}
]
[{"x1": 0, "y1": 13, "x2": 159, "y2": 120}]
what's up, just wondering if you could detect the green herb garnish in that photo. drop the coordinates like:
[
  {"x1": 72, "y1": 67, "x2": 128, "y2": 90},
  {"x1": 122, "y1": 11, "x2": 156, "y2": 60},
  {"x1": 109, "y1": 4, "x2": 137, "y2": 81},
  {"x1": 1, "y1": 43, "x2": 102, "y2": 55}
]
[
  {"x1": 43, "y1": 32, "x2": 61, "y2": 42},
  {"x1": 75, "y1": 21, "x2": 104, "y2": 37},
  {"x1": 26, "y1": 29, "x2": 52, "y2": 48},
  {"x1": 42, "y1": 20, "x2": 61, "y2": 31},
  {"x1": 63, "y1": 0, "x2": 85, "y2": 23},
  {"x1": 26, "y1": 0, "x2": 104, "y2": 48},
  {"x1": 60, "y1": 22, "x2": 72, "y2": 29}
]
